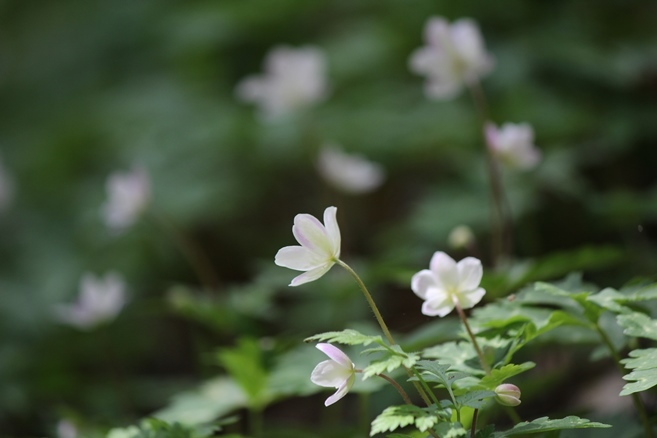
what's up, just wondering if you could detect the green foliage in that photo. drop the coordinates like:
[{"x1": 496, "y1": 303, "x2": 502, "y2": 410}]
[
  {"x1": 216, "y1": 338, "x2": 270, "y2": 409},
  {"x1": 362, "y1": 344, "x2": 420, "y2": 379},
  {"x1": 106, "y1": 419, "x2": 217, "y2": 438},
  {"x1": 477, "y1": 363, "x2": 535, "y2": 390},
  {"x1": 491, "y1": 416, "x2": 611, "y2": 437},
  {"x1": 370, "y1": 405, "x2": 449, "y2": 436},
  {"x1": 620, "y1": 348, "x2": 657, "y2": 396},
  {"x1": 305, "y1": 329, "x2": 383, "y2": 347},
  {"x1": 454, "y1": 390, "x2": 496, "y2": 409},
  {"x1": 616, "y1": 312, "x2": 657, "y2": 341}
]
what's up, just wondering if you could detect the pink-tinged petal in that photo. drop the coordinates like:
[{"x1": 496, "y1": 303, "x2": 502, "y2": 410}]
[
  {"x1": 316, "y1": 343, "x2": 353, "y2": 369},
  {"x1": 324, "y1": 373, "x2": 355, "y2": 406},
  {"x1": 429, "y1": 251, "x2": 459, "y2": 290},
  {"x1": 484, "y1": 122, "x2": 499, "y2": 151},
  {"x1": 293, "y1": 213, "x2": 331, "y2": 254},
  {"x1": 424, "y1": 16, "x2": 450, "y2": 47},
  {"x1": 275, "y1": 246, "x2": 325, "y2": 271},
  {"x1": 311, "y1": 360, "x2": 350, "y2": 388},
  {"x1": 456, "y1": 257, "x2": 483, "y2": 291},
  {"x1": 323, "y1": 206, "x2": 341, "y2": 257},
  {"x1": 411, "y1": 270, "x2": 440, "y2": 300},
  {"x1": 422, "y1": 295, "x2": 454, "y2": 317},
  {"x1": 289, "y1": 263, "x2": 333, "y2": 286},
  {"x1": 458, "y1": 287, "x2": 486, "y2": 310}
]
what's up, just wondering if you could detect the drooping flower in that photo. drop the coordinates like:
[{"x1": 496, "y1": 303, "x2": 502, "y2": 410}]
[
  {"x1": 486, "y1": 122, "x2": 541, "y2": 170},
  {"x1": 411, "y1": 251, "x2": 485, "y2": 317},
  {"x1": 409, "y1": 17, "x2": 493, "y2": 100},
  {"x1": 317, "y1": 143, "x2": 385, "y2": 195},
  {"x1": 102, "y1": 166, "x2": 150, "y2": 232},
  {"x1": 275, "y1": 206, "x2": 341, "y2": 286},
  {"x1": 55, "y1": 272, "x2": 127, "y2": 329},
  {"x1": 310, "y1": 343, "x2": 356, "y2": 406},
  {"x1": 495, "y1": 383, "x2": 522, "y2": 406},
  {"x1": 236, "y1": 45, "x2": 328, "y2": 119}
]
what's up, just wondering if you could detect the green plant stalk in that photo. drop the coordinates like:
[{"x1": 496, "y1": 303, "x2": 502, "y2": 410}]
[
  {"x1": 249, "y1": 407, "x2": 263, "y2": 438},
  {"x1": 454, "y1": 302, "x2": 491, "y2": 375},
  {"x1": 596, "y1": 324, "x2": 653, "y2": 438},
  {"x1": 375, "y1": 372, "x2": 413, "y2": 405},
  {"x1": 470, "y1": 409, "x2": 479, "y2": 438}
]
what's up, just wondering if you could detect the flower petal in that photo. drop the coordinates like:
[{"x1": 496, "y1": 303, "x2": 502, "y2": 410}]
[
  {"x1": 323, "y1": 206, "x2": 341, "y2": 258},
  {"x1": 411, "y1": 270, "x2": 440, "y2": 300},
  {"x1": 289, "y1": 263, "x2": 333, "y2": 287},
  {"x1": 293, "y1": 213, "x2": 331, "y2": 254},
  {"x1": 324, "y1": 373, "x2": 355, "y2": 406},
  {"x1": 456, "y1": 257, "x2": 483, "y2": 291},
  {"x1": 275, "y1": 246, "x2": 325, "y2": 271},
  {"x1": 311, "y1": 360, "x2": 351, "y2": 388},
  {"x1": 316, "y1": 343, "x2": 353, "y2": 369},
  {"x1": 429, "y1": 251, "x2": 459, "y2": 290},
  {"x1": 457, "y1": 287, "x2": 486, "y2": 310},
  {"x1": 422, "y1": 294, "x2": 454, "y2": 317}
]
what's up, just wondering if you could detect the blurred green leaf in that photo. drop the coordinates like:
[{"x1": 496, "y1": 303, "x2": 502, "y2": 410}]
[
  {"x1": 492, "y1": 416, "x2": 611, "y2": 437},
  {"x1": 620, "y1": 348, "x2": 657, "y2": 396}
]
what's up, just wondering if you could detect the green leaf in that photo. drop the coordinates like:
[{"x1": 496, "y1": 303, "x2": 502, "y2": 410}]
[
  {"x1": 362, "y1": 345, "x2": 420, "y2": 380},
  {"x1": 422, "y1": 342, "x2": 481, "y2": 375},
  {"x1": 305, "y1": 329, "x2": 383, "y2": 346},
  {"x1": 415, "y1": 361, "x2": 467, "y2": 390},
  {"x1": 454, "y1": 390, "x2": 496, "y2": 409},
  {"x1": 216, "y1": 338, "x2": 269, "y2": 409},
  {"x1": 620, "y1": 348, "x2": 657, "y2": 395},
  {"x1": 616, "y1": 312, "x2": 657, "y2": 340},
  {"x1": 492, "y1": 416, "x2": 611, "y2": 437},
  {"x1": 586, "y1": 288, "x2": 632, "y2": 314},
  {"x1": 433, "y1": 422, "x2": 468, "y2": 437},
  {"x1": 370, "y1": 405, "x2": 447, "y2": 436}
]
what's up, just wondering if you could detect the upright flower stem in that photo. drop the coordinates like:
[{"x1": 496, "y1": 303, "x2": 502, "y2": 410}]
[
  {"x1": 454, "y1": 302, "x2": 490, "y2": 374},
  {"x1": 375, "y1": 372, "x2": 413, "y2": 405},
  {"x1": 596, "y1": 324, "x2": 653, "y2": 438}
]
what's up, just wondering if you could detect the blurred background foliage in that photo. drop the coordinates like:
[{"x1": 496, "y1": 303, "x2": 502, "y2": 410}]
[{"x1": 1, "y1": 0, "x2": 657, "y2": 436}]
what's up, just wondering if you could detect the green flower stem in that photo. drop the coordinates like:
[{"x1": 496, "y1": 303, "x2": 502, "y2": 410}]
[
  {"x1": 470, "y1": 409, "x2": 479, "y2": 438},
  {"x1": 596, "y1": 324, "x2": 653, "y2": 438},
  {"x1": 374, "y1": 372, "x2": 413, "y2": 405},
  {"x1": 454, "y1": 302, "x2": 490, "y2": 375}
]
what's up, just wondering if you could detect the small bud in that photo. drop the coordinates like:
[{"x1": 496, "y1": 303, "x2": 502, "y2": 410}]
[
  {"x1": 448, "y1": 225, "x2": 475, "y2": 250},
  {"x1": 495, "y1": 383, "x2": 521, "y2": 407}
]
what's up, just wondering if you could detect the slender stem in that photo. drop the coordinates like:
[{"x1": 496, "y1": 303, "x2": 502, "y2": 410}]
[
  {"x1": 337, "y1": 259, "x2": 395, "y2": 345},
  {"x1": 376, "y1": 373, "x2": 413, "y2": 405},
  {"x1": 596, "y1": 325, "x2": 653, "y2": 438},
  {"x1": 471, "y1": 409, "x2": 479, "y2": 438},
  {"x1": 504, "y1": 406, "x2": 522, "y2": 424},
  {"x1": 148, "y1": 210, "x2": 220, "y2": 290},
  {"x1": 413, "y1": 369, "x2": 441, "y2": 408},
  {"x1": 455, "y1": 302, "x2": 490, "y2": 374},
  {"x1": 249, "y1": 408, "x2": 263, "y2": 438}
]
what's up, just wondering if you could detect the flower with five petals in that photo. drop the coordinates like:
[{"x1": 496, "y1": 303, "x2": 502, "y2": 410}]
[
  {"x1": 275, "y1": 206, "x2": 341, "y2": 286},
  {"x1": 411, "y1": 251, "x2": 485, "y2": 317},
  {"x1": 310, "y1": 343, "x2": 356, "y2": 406},
  {"x1": 485, "y1": 122, "x2": 541, "y2": 170}
]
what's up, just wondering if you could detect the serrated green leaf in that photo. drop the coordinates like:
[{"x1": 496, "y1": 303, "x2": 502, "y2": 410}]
[
  {"x1": 616, "y1": 312, "x2": 657, "y2": 340},
  {"x1": 422, "y1": 342, "x2": 481, "y2": 375},
  {"x1": 455, "y1": 390, "x2": 496, "y2": 409},
  {"x1": 362, "y1": 352, "x2": 419, "y2": 379},
  {"x1": 492, "y1": 416, "x2": 611, "y2": 437},
  {"x1": 433, "y1": 422, "x2": 468, "y2": 437},
  {"x1": 478, "y1": 363, "x2": 535, "y2": 389},
  {"x1": 305, "y1": 329, "x2": 383, "y2": 346},
  {"x1": 370, "y1": 405, "x2": 442, "y2": 436},
  {"x1": 416, "y1": 361, "x2": 467, "y2": 390},
  {"x1": 620, "y1": 348, "x2": 657, "y2": 395},
  {"x1": 216, "y1": 338, "x2": 269, "y2": 409},
  {"x1": 586, "y1": 288, "x2": 632, "y2": 314}
]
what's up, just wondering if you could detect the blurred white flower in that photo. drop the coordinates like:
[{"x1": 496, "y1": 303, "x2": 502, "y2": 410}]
[
  {"x1": 447, "y1": 225, "x2": 475, "y2": 250},
  {"x1": 310, "y1": 343, "x2": 356, "y2": 406},
  {"x1": 275, "y1": 206, "x2": 341, "y2": 286},
  {"x1": 57, "y1": 420, "x2": 78, "y2": 438},
  {"x1": 495, "y1": 383, "x2": 522, "y2": 406},
  {"x1": 486, "y1": 122, "x2": 541, "y2": 170},
  {"x1": 317, "y1": 143, "x2": 385, "y2": 194},
  {"x1": 0, "y1": 156, "x2": 14, "y2": 212},
  {"x1": 56, "y1": 272, "x2": 127, "y2": 329},
  {"x1": 409, "y1": 17, "x2": 493, "y2": 99},
  {"x1": 236, "y1": 45, "x2": 328, "y2": 119},
  {"x1": 411, "y1": 251, "x2": 485, "y2": 317},
  {"x1": 102, "y1": 166, "x2": 150, "y2": 232}
]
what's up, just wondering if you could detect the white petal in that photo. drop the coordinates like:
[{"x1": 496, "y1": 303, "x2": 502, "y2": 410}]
[
  {"x1": 316, "y1": 343, "x2": 353, "y2": 369},
  {"x1": 311, "y1": 360, "x2": 351, "y2": 388},
  {"x1": 289, "y1": 263, "x2": 333, "y2": 287},
  {"x1": 323, "y1": 206, "x2": 341, "y2": 258},
  {"x1": 293, "y1": 213, "x2": 331, "y2": 255},
  {"x1": 324, "y1": 373, "x2": 355, "y2": 406},
  {"x1": 429, "y1": 251, "x2": 459, "y2": 290},
  {"x1": 411, "y1": 270, "x2": 440, "y2": 300},
  {"x1": 458, "y1": 287, "x2": 486, "y2": 310},
  {"x1": 456, "y1": 257, "x2": 483, "y2": 291},
  {"x1": 422, "y1": 294, "x2": 454, "y2": 317},
  {"x1": 424, "y1": 16, "x2": 450, "y2": 47},
  {"x1": 275, "y1": 246, "x2": 325, "y2": 271}
]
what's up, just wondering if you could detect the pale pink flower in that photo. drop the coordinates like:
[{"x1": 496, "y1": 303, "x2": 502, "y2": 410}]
[
  {"x1": 495, "y1": 383, "x2": 522, "y2": 406},
  {"x1": 486, "y1": 122, "x2": 541, "y2": 170},
  {"x1": 411, "y1": 252, "x2": 485, "y2": 317},
  {"x1": 310, "y1": 343, "x2": 356, "y2": 406},
  {"x1": 236, "y1": 46, "x2": 328, "y2": 118},
  {"x1": 102, "y1": 166, "x2": 150, "y2": 232},
  {"x1": 317, "y1": 143, "x2": 385, "y2": 194},
  {"x1": 275, "y1": 206, "x2": 340, "y2": 286},
  {"x1": 409, "y1": 17, "x2": 493, "y2": 99}
]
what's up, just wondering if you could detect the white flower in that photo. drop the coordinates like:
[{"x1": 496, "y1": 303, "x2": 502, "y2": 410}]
[
  {"x1": 447, "y1": 225, "x2": 475, "y2": 250},
  {"x1": 310, "y1": 343, "x2": 356, "y2": 406},
  {"x1": 275, "y1": 206, "x2": 341, "y2": 286},
  {"x1": 57, "y1": 420, "x2": 78, "y2": 438},
  {"x1": 56, "y1": 272, "x2": 127, "y2": 329},
  {"x1": 409, "y1": 17, "x2": 493, "y2": 100},
  {"x1": 236, "y1": 45, "x2": 328, "y2": 119},
  {"x1": 485, "y1": 122, "x2": 541, "y2": 170},
  {"x1": 411, "y1": 251, "x2": 485, "y2": 317},
  {"x1": 102, "y1": 166, "x2": 150, "y2": 232},
  {"x1": 317, "y1": 143, "x2": 385, "y2": 194}
]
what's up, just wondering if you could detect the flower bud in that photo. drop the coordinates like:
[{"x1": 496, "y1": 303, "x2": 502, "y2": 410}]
[{"x1": 495, "y1": 383, "x2": 521, "y2": 407}]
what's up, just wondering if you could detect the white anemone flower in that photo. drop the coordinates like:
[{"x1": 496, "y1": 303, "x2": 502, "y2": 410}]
[
  {"x1": 409, "y1": 17, "x2": 493, "y2": 99},
  {"x1": 56, "y1": 272, "x2": 127, "y2": 329},
  {"x1": 236, "y1": 45, "x2": 328, "y2": 119},
  {"x1": 485, "y1": 122, "x2": 541, "y2": 170},
  {"x1": 317, "y1": 143, "x2": 385, "y2": 194},
  {"x1": 310, "y1": 343, "x2": 356, "y2": 406},
  {"x1": 411, "y1": 251, "x2": 485, "y2": 317},
  {"x1": 102, "y1": 166, "x2": 150, "y2": 232},
  {"x1": 275, "y1": 206, "x2": 341, "y2": 286}
]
